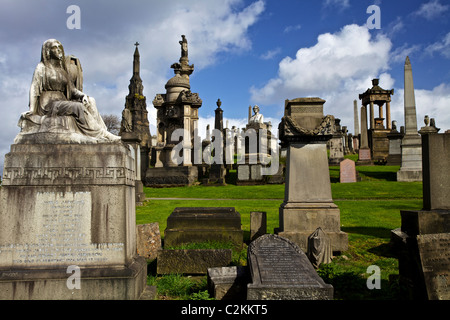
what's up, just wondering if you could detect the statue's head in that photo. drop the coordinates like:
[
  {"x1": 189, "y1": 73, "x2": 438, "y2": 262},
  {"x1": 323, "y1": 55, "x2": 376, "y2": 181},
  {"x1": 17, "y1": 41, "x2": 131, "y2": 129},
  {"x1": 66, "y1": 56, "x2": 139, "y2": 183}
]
[
  {"x1": 253, "y1": 105, "x2": 260, "y2": 113},
  {"x1": 41, "y1": 39, "x2": 65, "y2": 65}
]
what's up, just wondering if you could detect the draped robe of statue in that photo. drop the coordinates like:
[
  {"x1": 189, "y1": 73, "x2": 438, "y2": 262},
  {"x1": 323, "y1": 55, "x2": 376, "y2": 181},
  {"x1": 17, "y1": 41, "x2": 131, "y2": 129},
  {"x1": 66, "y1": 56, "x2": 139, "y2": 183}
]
[{"x1": 16, "y1": 39, "x2": 120, "y2": 144}]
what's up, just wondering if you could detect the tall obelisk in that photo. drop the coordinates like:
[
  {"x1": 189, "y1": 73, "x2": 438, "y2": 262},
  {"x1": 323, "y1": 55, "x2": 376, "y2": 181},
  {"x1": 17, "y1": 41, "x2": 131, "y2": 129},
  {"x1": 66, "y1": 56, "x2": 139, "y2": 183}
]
[{"x1": 397, "y1": 56, "x2": 422, "y2": 181}]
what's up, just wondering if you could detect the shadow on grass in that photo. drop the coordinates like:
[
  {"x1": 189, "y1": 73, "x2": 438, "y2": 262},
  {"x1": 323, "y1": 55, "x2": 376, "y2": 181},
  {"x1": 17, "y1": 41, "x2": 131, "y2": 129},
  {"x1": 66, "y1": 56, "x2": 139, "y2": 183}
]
[
  {"x1": 357, "y1": 169, "x2": 398, "y2": 181},
  {"x1": 341, "y1": 226, "x2": 394, "y2": 239},
  {"x1": 318, "y1": 264, "x2": 402, "y2": 300}
]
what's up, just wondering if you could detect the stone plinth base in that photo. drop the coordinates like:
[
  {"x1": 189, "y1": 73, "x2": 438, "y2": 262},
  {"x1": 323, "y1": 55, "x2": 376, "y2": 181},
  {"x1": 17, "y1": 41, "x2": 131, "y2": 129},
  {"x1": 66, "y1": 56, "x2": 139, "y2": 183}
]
[
  {"x1": 144, "y1": 166, "x2": 198, "y2": 187},
  {"x1": 277, "y1": 202, "x2": 348, "y2": 252},
  {"x1": 164, "y1": 207, "x2": 243, "y2": 249},
  {"x1": 390, "y1": 210, "x2": 450, "y2": 300},
  {"x1": 397, "y1": 169, "x2": 422, "y2": 182},
  {"x1": 0, "y1": 142, "x2": 147, "y2": 300},
  {"x1": 0, "y1": 257, "x2": 147, "y2": 300},
  {"x1": 157, "y1": 249, "x2": 232, "y2": 275},
  {"x1": 247, "y1": 284, "x2": 333, "y2": 300}
]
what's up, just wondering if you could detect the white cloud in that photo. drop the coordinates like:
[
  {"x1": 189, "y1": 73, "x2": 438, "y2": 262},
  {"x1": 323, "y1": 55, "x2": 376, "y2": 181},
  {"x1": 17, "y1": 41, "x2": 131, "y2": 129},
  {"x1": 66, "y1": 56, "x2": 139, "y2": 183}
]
[
  {"x1": 284, "y1": 24, "x2": 302, "y2": 33},
  {"x1": 425, "y1": 32, "x2": 450, "y2": 59},
  {"x1": 260, "y1": 48, "x2": 281, "y2": 60},
  {"x1": 323, "y1": 0, "x2": 350, "y2": 9},
  {"x1": 414, "y1": 0, "x2": 449, "y2": 20},
  {"x1": 250, "y1": 24, "x2": 392, "y2": 129}
]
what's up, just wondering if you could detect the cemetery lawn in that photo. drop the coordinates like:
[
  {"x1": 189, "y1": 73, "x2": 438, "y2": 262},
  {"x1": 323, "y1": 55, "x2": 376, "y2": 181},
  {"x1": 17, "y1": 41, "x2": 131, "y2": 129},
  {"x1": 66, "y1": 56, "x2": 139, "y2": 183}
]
[{"x1": 137, "y1": 164, "x2": 423, "y2": 300}]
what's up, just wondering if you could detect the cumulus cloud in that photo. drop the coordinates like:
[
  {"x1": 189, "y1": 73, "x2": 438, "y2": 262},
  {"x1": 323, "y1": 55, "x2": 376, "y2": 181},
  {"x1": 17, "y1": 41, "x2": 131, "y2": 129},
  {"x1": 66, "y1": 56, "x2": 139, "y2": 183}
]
[{"x1": 250, "y1": 24, "x2": 392, "y2": 129}]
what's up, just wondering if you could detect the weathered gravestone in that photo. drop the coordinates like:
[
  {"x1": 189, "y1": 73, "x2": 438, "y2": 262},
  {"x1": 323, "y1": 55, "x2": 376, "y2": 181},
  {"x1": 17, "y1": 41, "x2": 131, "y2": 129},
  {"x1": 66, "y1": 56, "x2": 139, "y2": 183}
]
[
  {"x1": 163, "y1": 207, "x2": 243, "y2": 249},
  {"x1": 207, "y1": 266, "x2": 250, "y2": 300},
  {"x1": 391, "y1": 132, "x2": 450, "y2": 300},
  {"x1": 250, "y1": 211, "x2": 267, "y2": 241},
  {"x1": 136, "y1": 223, "x2": 162, "y2": 261},
  {"x1": 157, "y1": 249, "x2": 232, "y2": 275},
  {"x1": 339, "y1": 159, "x2": 359, "y2": 183},
  {"x1": 247, "y1": 234, "x2": 333, "y2": 300}
]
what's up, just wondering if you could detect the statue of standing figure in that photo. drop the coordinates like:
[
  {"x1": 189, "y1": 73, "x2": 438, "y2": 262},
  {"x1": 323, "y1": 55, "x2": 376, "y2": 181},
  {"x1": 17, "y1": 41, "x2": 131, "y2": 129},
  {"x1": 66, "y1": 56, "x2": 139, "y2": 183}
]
[
  {"x1": 16, "y1": 39, "x2": 120, "y2": 144},
  {"x1": 179, "y1": 35, "x2": 188, "y2": 58}
]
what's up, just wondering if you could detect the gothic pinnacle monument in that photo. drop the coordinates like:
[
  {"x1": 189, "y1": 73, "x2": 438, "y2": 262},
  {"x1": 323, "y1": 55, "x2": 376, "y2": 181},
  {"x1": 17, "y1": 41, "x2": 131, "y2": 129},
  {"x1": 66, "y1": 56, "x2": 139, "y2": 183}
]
[{"x1": 397, "y1": 56, "x2": 422, "y2": 182}]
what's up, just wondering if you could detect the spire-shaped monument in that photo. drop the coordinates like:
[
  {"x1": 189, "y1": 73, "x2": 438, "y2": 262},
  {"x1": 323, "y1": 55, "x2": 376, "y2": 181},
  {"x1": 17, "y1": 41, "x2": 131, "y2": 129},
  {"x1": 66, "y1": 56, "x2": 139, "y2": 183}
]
[
  {"x1": 120, "y1": 42, "x2": 152, "y2": 182},
  {"x1": 397, "y1": 56, "x2": 422, "y2": 182}
]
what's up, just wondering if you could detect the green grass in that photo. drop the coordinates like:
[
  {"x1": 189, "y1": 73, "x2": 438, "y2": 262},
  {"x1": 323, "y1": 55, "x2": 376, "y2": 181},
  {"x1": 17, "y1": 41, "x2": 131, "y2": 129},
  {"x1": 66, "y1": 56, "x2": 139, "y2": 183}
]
[{"x1": 139, "y1": 163, "x2": 424, "y2": 300}]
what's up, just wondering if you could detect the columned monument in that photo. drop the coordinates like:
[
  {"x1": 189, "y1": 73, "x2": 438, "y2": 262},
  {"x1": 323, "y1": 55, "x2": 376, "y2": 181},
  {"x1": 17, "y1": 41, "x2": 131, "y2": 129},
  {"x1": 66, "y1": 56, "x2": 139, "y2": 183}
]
[
  {"x1": 359, "y1": 78, "x2": 393, "y2": 162},
  {"x1": 276, "y1": 98, "x2": 348, "y2": 253},
  {"x1": 0, "y1": 39, "x2": 147, "y2": 299}
]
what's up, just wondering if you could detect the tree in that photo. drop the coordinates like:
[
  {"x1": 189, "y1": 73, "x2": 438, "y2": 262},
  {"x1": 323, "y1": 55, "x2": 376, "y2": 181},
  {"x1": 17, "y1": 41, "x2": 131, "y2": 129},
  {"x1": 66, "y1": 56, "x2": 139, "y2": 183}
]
[{"x1": 101, "y1": 114, "x2": 120, "y2": 135}]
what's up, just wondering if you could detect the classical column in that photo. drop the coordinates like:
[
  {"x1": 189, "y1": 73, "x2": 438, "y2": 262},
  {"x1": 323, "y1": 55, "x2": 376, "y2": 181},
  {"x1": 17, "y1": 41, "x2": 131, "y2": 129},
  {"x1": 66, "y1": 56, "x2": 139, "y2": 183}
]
[
  {"x1": 369, "y1": 101, "x2": 375, "y2": 129},
  {"x1": 353, "y1": 100, "x2": 360, "y2": 136},
  {"x1": 386, "y1": 101, "x2": 391, "y2": 130}
]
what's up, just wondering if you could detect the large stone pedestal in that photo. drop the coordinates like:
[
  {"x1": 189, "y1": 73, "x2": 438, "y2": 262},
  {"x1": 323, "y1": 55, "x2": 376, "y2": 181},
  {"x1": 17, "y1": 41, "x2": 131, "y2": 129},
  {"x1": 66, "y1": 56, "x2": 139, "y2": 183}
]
[
  {"x1": 0, "y1": 143, "x2": 147, "y2": 300},
  {"x1": 277, "y1": 143, "x2": 348, "y2": 252},
  {"x1": 145, "y1": 166, "x2": 198, "y2": 187},
  {"x1": 397, "y1": 134, "x2": 422, "y2": 181}
]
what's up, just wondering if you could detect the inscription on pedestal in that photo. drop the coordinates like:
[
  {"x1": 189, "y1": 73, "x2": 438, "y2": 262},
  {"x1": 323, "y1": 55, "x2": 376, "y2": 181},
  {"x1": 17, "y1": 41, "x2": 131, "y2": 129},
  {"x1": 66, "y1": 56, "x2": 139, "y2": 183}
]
[
  {"x1": 417, "y1": 233, "x2": 450, "y2": 300},
  {"x1": 0, "y1": 192, "x2": 124, "y2": 268}
]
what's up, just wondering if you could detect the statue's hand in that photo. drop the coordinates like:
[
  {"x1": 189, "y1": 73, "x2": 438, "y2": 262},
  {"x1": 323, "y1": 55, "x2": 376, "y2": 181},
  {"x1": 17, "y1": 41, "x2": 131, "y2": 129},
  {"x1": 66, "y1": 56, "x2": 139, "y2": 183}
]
[{"x1": 82, "y1": 95, "x2": 89, "y2": 105}]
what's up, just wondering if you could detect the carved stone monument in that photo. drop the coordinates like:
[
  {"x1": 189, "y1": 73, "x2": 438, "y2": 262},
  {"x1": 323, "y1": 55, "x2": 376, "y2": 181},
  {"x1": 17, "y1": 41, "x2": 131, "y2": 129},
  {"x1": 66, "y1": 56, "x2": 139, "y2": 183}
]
[
  {"x1": 397, "y1": 56, "x2": 422, "y2": 181},
  {"x1": 146, "y1": 35, "x2": 202, "y2": 186},
  {"x1": 386, "y1": 120, "x2": 404, "y2": 166},
  {"x1": 236, "y1": 105, "x2": 275, "y2": 185},
  {"x1": 359, "y1": 78, "x2": 393, "y2": 163},
  {"x1": 119, "y1": 42, "x2": 152, "y2": 182},
  {"x1": 247, "y1": 234, "x2": 333, "y2": 300},
  {"x1": 391, "y1": 132, "x2": 450, "y2": 300},
  {"x1": 0, "y1": 39, "x2": 147, "y2": 299},
  {"x1": 276, "y1": 98, "x2": 348, "y2": 253}
]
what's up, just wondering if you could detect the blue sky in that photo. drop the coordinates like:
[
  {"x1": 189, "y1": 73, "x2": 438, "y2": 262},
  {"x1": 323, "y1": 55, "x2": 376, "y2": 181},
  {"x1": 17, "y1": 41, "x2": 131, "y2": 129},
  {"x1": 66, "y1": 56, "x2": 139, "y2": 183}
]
[{"x1": 1, "y1": 0, "x2": 450, "y2": 166}]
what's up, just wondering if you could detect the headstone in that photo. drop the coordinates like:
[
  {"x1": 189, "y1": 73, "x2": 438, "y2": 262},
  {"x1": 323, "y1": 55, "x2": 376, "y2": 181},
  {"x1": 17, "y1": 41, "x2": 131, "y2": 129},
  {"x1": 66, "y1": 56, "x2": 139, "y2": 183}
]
[
  {"x1": 339, "y1": 159, "x2": 358, "y2": 183},
  {"x1": 163, "y1": 207, "x2": 243, "y2": 249},
  {"x1": 397, "y1": 56, "x2": 422, "y2": 181},
  {"x1": 136, "y1": 223, "x2": 162, "y2": 260},
  {"x1": 250, "y1": 211, "x2": 267, "y2": 241},
  {"x1": 386, "y1": 121, "x2": 404, "y2": 165},
  {"x1": 247, "y1": 234, "x2": 333, "y2": 300},
  {"x1": 307, "y1": 227, "x2": 333, "y2": 269},
  {"x1": 207, "y1": 266, "x2": 249, "y2": 300},
  {"x1": 391, "y1": 132, "x2": 450, "y2": 300},
  {"x1": 277, "y1": 98, "x2": 348, "y2": 252},
  {"x1": 417, "y1": 233, "x2": 450, "y2": 300}
]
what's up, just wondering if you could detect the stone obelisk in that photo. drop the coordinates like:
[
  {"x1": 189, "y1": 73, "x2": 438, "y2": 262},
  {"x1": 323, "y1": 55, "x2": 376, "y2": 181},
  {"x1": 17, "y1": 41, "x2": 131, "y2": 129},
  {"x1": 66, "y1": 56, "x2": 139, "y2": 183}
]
[
  {"x1": 353, "y1": 100, "x2": 360, "y2": 136},
  {"x1": 397, "y1": 56, "x2": 422, "y2": 182}
]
